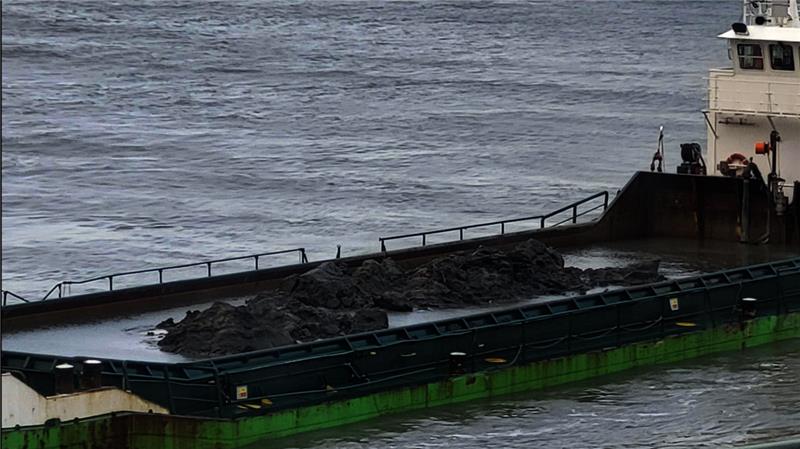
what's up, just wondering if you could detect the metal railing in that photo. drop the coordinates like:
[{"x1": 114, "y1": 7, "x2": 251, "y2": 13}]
[
  {"x1": 4, "y1": 193, "x2": 608, "y2": 305},
  {"x1": 1, "y1": 290, "x2": 30, "y2": 306},
  {"x1": 379, "y1": 191, "x2": 609, "y2": 252},
  {"x1": 7, "y1": 248, "x2": 309, "y2": 303}
]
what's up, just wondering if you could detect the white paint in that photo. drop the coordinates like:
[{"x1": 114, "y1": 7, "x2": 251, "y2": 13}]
[
  {"x1": 706, "y1": 19, "x2": 800, "y2": 198},
  {"x1": 719, "y1": 27, "x2": 800, "y2": 42},
  {"x1": 1, "y1": 373, "x2": 169, "y2": 428},
  {"x1": 1, "y1": 374, "x2": 47, "y2": 428}
]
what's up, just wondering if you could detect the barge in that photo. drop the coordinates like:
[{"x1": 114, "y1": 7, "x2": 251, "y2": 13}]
[
  {"x1": 3, "y1": 258, "x2": 800, "y2": 448},
  {"x1": 3, "y1": 1, "x2": 800, "y2": 447}
]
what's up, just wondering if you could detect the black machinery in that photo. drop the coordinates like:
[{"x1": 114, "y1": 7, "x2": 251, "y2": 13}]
[{"x1": 677, "y1": 142, "x2": 707, "y2": 175}]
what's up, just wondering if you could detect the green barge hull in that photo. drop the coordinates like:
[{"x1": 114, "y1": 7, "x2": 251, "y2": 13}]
[{"x1": 4, "y1": 312, "x2": 800, "y2": 449}]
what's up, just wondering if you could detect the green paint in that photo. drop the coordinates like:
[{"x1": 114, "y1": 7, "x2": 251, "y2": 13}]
[{"x1": 4, "y1": 313, "x2": 800, "y2": 449}]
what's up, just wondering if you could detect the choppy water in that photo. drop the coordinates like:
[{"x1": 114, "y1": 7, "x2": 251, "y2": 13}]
[
  {"x1": 2, "y1": 0, "x2": 736, "y2": 298},
  {"x1": 3, "y1": 0, "x2": 799, "y2": 446},
  {"x1": 268, "y1": 340, "x2": 800, "y2": 449}
]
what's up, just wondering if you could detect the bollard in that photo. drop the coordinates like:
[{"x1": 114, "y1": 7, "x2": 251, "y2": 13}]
[
  {"x1": 449, "y1": 352, "x2": 467, "y2": 376},
  {"x1": 80, "y1": 360, "x2": 103, "y2": 390},
  {"x1": 54, "y1": 363, "x2": 75, "y2": 394}
]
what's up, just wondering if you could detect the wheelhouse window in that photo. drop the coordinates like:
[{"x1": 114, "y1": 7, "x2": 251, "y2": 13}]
[
  {"x1": 770, "y1": 43, "x2": 795, "y2": 71},
  {"x1": 738, "y1": 43, "x2": 764, "y2": 70}
]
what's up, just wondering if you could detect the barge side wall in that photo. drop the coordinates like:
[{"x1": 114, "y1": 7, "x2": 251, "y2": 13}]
[{"x1": 4, "y1": 312, "x2": 799, "y2": 449}]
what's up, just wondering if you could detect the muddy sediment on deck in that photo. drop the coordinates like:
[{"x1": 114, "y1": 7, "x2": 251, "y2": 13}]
[{"x1": 157, "y1": 240, "x2": 664, "y2": 357}]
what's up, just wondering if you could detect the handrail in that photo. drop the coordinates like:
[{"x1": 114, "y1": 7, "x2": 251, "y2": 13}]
[
  {"x1": 9, "y1": 193, "x2": 608, "y2": 303},
  {"x1": 1, "y1": 290, "x2": 31, "y2": 306},
  {"x1": 37, "y1": 248, "x2": 309, "y2": 301},
  {"x1": 379, "y1": 191, "x2": 609, "y2": 252},
  {"x1": 706, "y1": 74, "x2": 800, "y2": 86}
]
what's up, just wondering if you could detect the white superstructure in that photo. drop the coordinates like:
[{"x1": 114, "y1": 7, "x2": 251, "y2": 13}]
[{"x1": 706, "y1": 0, "x2": 800, "y2": 200}]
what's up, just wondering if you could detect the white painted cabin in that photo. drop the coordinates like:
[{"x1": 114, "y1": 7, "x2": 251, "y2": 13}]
[{"x1": 706, "y1": 0, "x2": 800, "y2": 200}]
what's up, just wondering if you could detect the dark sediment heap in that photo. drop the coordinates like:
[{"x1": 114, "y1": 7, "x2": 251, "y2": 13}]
[{"x1": 157, "y1": 240, "x2": 664, "y2": 357}]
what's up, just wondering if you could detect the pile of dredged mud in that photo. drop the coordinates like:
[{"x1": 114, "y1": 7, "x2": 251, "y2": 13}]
[{"x1": 157, "y1": 239, "x2": 664, "y2": 357}]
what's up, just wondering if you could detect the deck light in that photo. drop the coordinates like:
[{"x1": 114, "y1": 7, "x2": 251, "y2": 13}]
[
  {"x1": 80, "y1": 359, "x2": 103, "y2": 390},
  {"x1": 741, "y1": 297, "x2": 758, "y2": 320},
  {"x1": 54, "y1": 363, "x2": 75, "y2": 394},
  {"x1": 449, "y1": 352, "x2": 467, "y2": 375}
]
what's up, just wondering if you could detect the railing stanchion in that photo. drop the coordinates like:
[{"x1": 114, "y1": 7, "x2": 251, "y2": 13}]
[
  {"x1": 58, "y1": 284, "x2": 62, "y2": 298},
  {"x1": 158, "y1": 269, "x2": 163, "y2": 284},
  {"x1": 1, "y1": 290, "x2": 32, "y2": 305},
  {"x1": 108, "y1": 277, "x2": 113, "y2": 291},
  {"x1": 422, "y1": 234, "x2": 426, "y2": 246},
  {"x1": 616, "y1": 303, "x2": 621, "y2": 347},
  {"x1": 207, "y1": 263, "x2": 212, "y2": 277},
  {"x1": 459, "y1": 229, "x2": 463, "y2": 240},
  {"x1": 540, "y1": 217, "x2": 546, "y2": 229},
  {"x1": 254, "y1": 256, "x2": 259, "y2": 271},
  {"x1": 572, "y1": 205, "x2": 577, "y2": 224},
  {"x1": 501, "y1": 222, "x2": 505, "y2": 235},
  {"x1": 567, "y1": 312, "x2": 573, "y2": 353}
]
